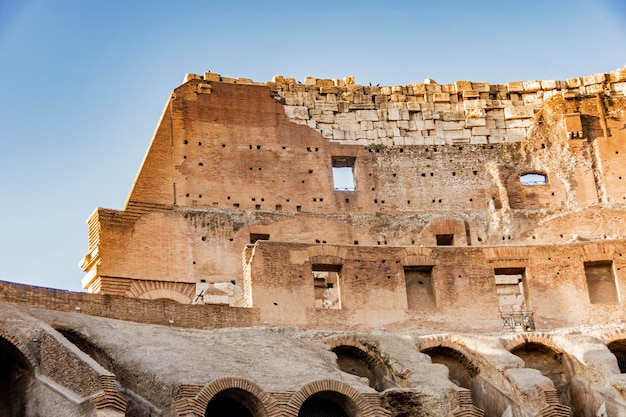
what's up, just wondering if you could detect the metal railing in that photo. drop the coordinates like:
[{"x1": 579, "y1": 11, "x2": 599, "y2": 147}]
[{"x1": 500, "y1": 310, "x2": 535, "y2": 331}]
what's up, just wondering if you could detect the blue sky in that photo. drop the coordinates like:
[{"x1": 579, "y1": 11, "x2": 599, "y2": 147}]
[{"x1": 0, "y1": 0, "x2": 624, "y2": 291}]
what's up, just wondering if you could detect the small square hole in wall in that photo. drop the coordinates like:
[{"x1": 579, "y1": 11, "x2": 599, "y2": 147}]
[
  {"x1": 436, "y1": 234, "x2": 454, "y2": 246},
  {"x1": 250, "y1": 233, "x2": 270, "y2": 244}
]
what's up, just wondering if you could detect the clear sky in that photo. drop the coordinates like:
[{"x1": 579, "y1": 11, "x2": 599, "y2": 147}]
[{"x1": 0, "y1": 0, "x2": 624, "y2": 292}]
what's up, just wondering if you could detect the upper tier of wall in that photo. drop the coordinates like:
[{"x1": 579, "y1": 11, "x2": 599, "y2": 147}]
[{"x1": 185, "y1": 67, "x2": 626, "y2": 146}]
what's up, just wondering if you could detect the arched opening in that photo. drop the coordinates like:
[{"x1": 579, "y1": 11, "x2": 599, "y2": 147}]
[
  {"x1": 298, "y1": 391, "x2": 356, "y2": 417},
  {"x1": 510, "y1": 343, "x2": 577, "y2": 413},
  {"x1": 607, "y1": 340, "x2": 626, "y2": 373},
  {"x1": 0, "y1": 336, "x2": 34, "y2": 416},
  {"x1": 422, "y1": 346, "x2": 478, "y2": 390},
  {"x1": 205, "y1": 388, "x2": 267, "y2": 417},
  {"x1": 332, "y1": 345, "x2": 395, "y2": 392}
]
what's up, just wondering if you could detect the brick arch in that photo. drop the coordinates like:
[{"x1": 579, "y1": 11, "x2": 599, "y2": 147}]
[
  {"x1": 307, "y1": 245, "x2": 348, "y2": 265},
  {"x1": 501, "y1": 333, "x2": 562, "y2": 353},
  {"x1": 419, "y1": 217, "x2": 469, "y2": 246},
  {"x1": 128, "y1": 279, "x2": 195, "y2": 303},
  {"x1": 395, "y1": 247, "x2": 437, "y2": 266},
  {"x1": 596, "y1": 327, "x2": 626, "y2": 345},
  {"x1": 191, "y1": 377, "x2": 278, "y2": 417},
  {"x1": 285, "y1": 380, "x2": 376, "y2": 417},
  {"x1": 579, "y1": 242, "x2": 615, "y2": 262},
  {"x1": 418, "y1": 336, "x2": 480, "y2": 377},
  {"x1": 323, "y1": 335, "x2": 410, "y2": 381},
  {"x1": 0, "y1": 329, "x2": 38, "y2": 371}
]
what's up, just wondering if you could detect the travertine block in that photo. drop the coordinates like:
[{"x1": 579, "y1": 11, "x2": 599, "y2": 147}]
[
  {"x1": 442, "y1": 111, "x2": 465, "y2": 121},
  {"x1": 522, "y1": 80, "x2": 541, "y2": 92},
  {"x1": 407, "y1": 101, "x2": 421, "y2": 111},
  {"x1": 284, "y1": 106, "x2": 309, "y2": 120},
  {"x1": 585, "y1": 84, "x2": 604, "y2": 95},
  {"x1": 614, "y1": 68, "x2": 626, "y2": 82},
  {"x1": 412, "y1": 83, "x2": 426, "y2": 94},
  {"x1": 470, "y1": 135, "x2": 488, "y2": 144},
  {"x1": 305, "y1": 76, "x2": 317, "y2": 86},
  {"x1": 583, "y1": 73, "x2": 606, "y2": 86},
  {"x1": 272, "y1": 75, "x2": 285, "y2": 83},
  {"x1": 344, "y1": 75, "x2": 355, "y2": 85},
  {"x1": 455, "y1": 80, "x2": 472, "y2": 92},
  {"x1": 507, "y1": 81, "x2": 525, "y2": 93},
  {"x1": 335, "y1": 113, "x2": 356, "y2": 124},
  {"x1": 462, "y1": 90, "x2": 480, "y2": 99},
  {"x1": 360, "y1": 120, "x2": 373, "y2": 130},
  {"x1": 466, "y1": 117, "x2": 486, "y2": 127},
  {"x1": 506, "y1": 127, "x2": 528, "y2": 141},
  {"x1": 504, "y1": 106, "x2": 534, "y2": 120},
  {"x1": 472, "y1": 126, "x2": 491, "y2": 136},
  {"x1": 315, "y1": 101, "x2": 339, "y2": 112},
  {"x1": 612, "y1": 82, "x2": 626, "y2": 95},
  {"x1": 567, "y1": 77, "x2": 581, "y2": 88},
  {"x1": 472, "y1": 82, "x2": 490, "y2": 93},
  {"x1": 442, "y1": 121, "x2": 465, "y2": 130},
  {"x1": 505, "y1": 119, "x2": 531, "y2": 129},
  {"x1": 465, "y1": 108, "x2": 486, "y2": 119}
]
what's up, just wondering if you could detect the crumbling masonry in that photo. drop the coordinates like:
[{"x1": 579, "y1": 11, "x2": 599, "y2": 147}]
[{"x1": 2, "y1": 67, "x2": 626, "y2": 416}]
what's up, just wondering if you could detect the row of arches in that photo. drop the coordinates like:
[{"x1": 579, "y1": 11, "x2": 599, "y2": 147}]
[{"x1": 418, "y1": 333, "x2": 626, "y2": 417}]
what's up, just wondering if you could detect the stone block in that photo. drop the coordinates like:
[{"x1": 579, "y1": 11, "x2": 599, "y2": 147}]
[
  {"x1": 506, "y1": 127, "x2": 528, "y2": 142},
  {"x1": 612, "y1": 82, "x2": 626, "y2": 95},
  {"x1": 426, "y1": 84, "x2": 443, "y2": 94},
  {"x1": 305, "y1": 76, "x2": 317, "y2": 86},
  {"x1": 284, "y1": 106, "x2": 309, "y2": 120},
  {"x1": 522, "y1": 80, "x2": 541, "y2": 92},
  {"x1": 472, "y1": 82, "x2": 490, "y2": 93},
  {"x1": 285, "y1": 77, "x2": 296, "y2": 85},
  {"x1": 466, "y1": 108, "x2": 486, "y2": 119},
  {"x1": 462, "y1": 90, "x2": 480, "y2": 99},
  {"x1": 455, "y1": 80, "x2": 472, "y2": 92},
  {"x1": 360, "y1": 120, "x2": 373, "y2": 130},
  {"x1": 337, "y1": 101, "x2": 350, "y2": 113},
  {"x1": 504, "y1": 105, "x2": 534, "y2": 120},
  {"x1": 470, "y1": 135, "x2": 488, "y2": 144},
  {"x1": 472, "y1": 126, "x2": 491, "y2": 136},
  {"x1": 507, "y1": 81, "x2": 525, "y2": 93},
  {"x1": 466, "y1": 117, "x2": 486, "y2": 127},
  {"x1": 442, "y1": 121, "x2": 465, "y2": 130},
  {"x1": 443, "y1": 129, "x2": 465, "y2": 139},
  {"x1": 582, "y1": 73, "x2": 606, "y2": 86},
  {"x1": 333, "y1": 129, "x2": 345, "y2": 140},
  {"x1": 317, "y1": 111, "x2": 335, "y2": 124},
  {"x1": 567, "y1": 77, "x2": 581, "y2": 88},
  {"x1": 407, "y1": 101, "x2": 421, "y2": 111},
  {"x1": 412, "y1": 83, "x2": 426, "y2": 94},
  {"x1": 505, "y1": 119, "x2": 531, "y2": 129},
  {"x1": 614, "y1": 67, "x2": 626, "y2": 82},
  {"x1": 585, "y1": 84, "x2": 604, "y2": 95},
  {"x1": 388, "y1": 108, "x2": 400, "y2": 121},
  {"x1": 344, "y1": 75, "x2": 355, "y2": 85},
  {"x1": 272, "y1": 75, "x2": 285, "y2": 84},
  {"x1": 335, "y1": 113, "x2": 356, "y2": 124},
  {"x1": 442, "y1": 111, "x2": 465, "y2": 121},
  {"x1": 315, "y1": 101, "x2": 338, "y2": 112}
]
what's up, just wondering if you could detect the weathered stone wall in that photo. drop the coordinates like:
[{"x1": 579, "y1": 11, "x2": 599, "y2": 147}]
[{"x1": 246, "y1": 240, "x2": 626, "y2": 331}]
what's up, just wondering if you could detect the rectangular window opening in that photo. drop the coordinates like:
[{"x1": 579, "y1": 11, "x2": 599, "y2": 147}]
[
  {"x1": 436, "y1": 234, "x2": 454, "y2": 246},
  {"x1": 312, "y1": 264, "x2": 342, "y2": 309},
  {"x1": 250, "y1": 233, "x2": 270, "y2": 244},
  {"x1": 494, "y1": 268, "x2": 528, "y2": 312},
  {"x1": 332, "y1": 156, "x2": 356, "y2": 191},
  {"x1": 584, "y1": 261, "x2": 619, "y2": 304},
  {"x1": 404, "y1": 266, "x2": 435, "y2": 310}
]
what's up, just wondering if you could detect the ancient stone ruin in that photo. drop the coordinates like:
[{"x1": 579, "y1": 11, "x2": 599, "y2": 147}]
[{"x1": 2, "y1": 67, "x2": 626, "y2": 416}]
